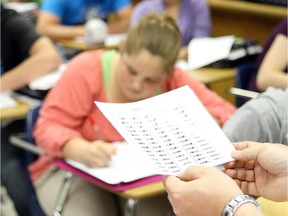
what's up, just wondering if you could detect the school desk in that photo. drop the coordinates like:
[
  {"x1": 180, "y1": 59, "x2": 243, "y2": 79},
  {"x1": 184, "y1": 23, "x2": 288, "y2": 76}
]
[
  {"x1": 0, "y1": 98, "x2": 31, "y2": 121},
  {"x1": 187, "y1": 67, "x2": 236, "y2": 105},
  {"x1": 257, "y1": 197, "x2": 288, "y2": 216},
  {"x1": 55, "y1": 38, "x2": 121, "y2": 51}
]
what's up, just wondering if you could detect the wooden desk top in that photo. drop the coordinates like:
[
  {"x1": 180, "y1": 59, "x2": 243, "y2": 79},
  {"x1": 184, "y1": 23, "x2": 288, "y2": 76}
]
[
  {"x1": 187, "y1": 67, "x2": 235, "y2": 84},
  {"x1": 56, "y1": 39, "x2": 119, "y2": 51},
  {"x1": 0, "y1": 99, "x2": 31, "y2": 121},
  {"x1": 119, "y1": 181, "x2": 165, "y2": 200},
  {"x1": 208, "y1": 0, "x2": 287, "y2": 18}
]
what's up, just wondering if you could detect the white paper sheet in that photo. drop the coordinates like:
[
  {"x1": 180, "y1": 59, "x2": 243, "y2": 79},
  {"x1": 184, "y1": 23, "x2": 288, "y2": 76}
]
[
  {"x1": 66, "y1": 142, "x2": 157, "y2": 185},
  {"x1": 185, "y1": 36, "x2": 235, "y2": 71},
  {"x1": 4, "y1": 2, "x2": 38, "y2": 13},
  {"x1": 28, "y1": 63, "x2": 67, "y2": 90},
  {"x1": 95, "y1": 86, "x2": 235, "y2": 176},
  {"x1": 0, "y1": 92, "x2": 18, "y2": 109},
  {"x1": 104, "y1": 33, "x2": 127, "y2": 46},
  {"x1": 74, "y1": 33, "x2": 127, "y2": 47}
]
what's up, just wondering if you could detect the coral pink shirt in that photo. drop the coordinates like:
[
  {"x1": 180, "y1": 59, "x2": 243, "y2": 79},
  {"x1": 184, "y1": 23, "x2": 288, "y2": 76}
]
[{"x1": 29, "y1": 50, "x2": 235, "y2": 182}]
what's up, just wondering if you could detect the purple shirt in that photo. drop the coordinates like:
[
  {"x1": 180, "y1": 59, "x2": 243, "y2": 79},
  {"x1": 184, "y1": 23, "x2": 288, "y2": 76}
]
[{"x1": 130, "y1": 0, "x2": 211, "y2": 47}]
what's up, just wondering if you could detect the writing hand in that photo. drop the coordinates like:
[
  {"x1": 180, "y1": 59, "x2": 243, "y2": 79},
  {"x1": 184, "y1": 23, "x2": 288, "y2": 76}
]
[{"x1": 83, "y1": 140, "x2": 116, "y2": 168}]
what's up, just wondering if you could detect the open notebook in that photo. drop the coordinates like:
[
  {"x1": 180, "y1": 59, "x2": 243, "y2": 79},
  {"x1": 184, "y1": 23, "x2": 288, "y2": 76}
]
[{"x1": 64, "y1": 142, "x2": 158, "y2": 185}]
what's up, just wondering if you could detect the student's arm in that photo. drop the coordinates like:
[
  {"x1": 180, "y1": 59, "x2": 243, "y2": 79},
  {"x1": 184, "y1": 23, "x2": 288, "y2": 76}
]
[
  {"x1": 0, "y1": 36, "x2": 61, "y2": 92},
  {"x1": 108, "y1": 5, "x2": 132, "y2": 34},
  {"x1": 36, "y1": 12, "x2": 85, "y2": 40},
  {"x1": 256, "y1": 34, "x2": 288, "y2": 91}
]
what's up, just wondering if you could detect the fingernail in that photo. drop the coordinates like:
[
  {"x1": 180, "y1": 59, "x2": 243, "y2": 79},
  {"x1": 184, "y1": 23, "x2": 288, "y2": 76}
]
[{"x1": 231, "y1": 150, "x2": 241, "y2": 157}]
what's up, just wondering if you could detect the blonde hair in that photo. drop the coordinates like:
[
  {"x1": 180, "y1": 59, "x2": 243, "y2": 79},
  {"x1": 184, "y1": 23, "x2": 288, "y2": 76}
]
[{"x1": 122, "y1": 13, "x2": 182, "y2": 71}]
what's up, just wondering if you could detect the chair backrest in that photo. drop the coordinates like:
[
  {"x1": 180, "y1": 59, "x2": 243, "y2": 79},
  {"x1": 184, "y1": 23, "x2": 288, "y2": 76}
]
[
  {"x1": 25, "y1": 105, "x2": 41, "y2": 165},
  {"x1": 26, "y1": 105, "x2": 41, "y2": 144},
  {"x1": 24, "y1": 105, "x2": 46, "y2": 216},
  {"x1": 235, "y1": 61, "x2": 257, "y2": 107}
]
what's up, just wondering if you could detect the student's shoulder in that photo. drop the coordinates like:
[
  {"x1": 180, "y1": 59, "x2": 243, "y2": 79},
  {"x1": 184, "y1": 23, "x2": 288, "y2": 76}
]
[
  {"x1": 164, "y1": 68, "x2": 201, "y2": 89},
  {"x1": 65, "y1": 50, "x2": 103, "y2": 74},
  {"x1": 69, "y1": 50, "x2": 102, "y2": 63}
]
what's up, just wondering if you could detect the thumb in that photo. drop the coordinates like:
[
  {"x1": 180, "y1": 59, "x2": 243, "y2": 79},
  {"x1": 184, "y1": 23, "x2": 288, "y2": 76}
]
[
  {"x1": 231, "y1": 145, "x2": 264, "y2": 162},
  {"x1": 178, "y1": 166, "x2": 216, "y2": 181}
]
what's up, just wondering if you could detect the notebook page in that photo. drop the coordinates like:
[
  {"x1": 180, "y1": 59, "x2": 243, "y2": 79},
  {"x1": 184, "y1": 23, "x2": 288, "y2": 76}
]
[
  {"x1": 65, "y1": 142, "x2": 157, "y2": 185},
  {"x1": 95, "y1": 85, "x2": 235, "y2": 176}
]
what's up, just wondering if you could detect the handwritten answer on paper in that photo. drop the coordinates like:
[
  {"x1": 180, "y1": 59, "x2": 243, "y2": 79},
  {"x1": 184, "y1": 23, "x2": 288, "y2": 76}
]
[{"x1": 95, "y1": 86, "x2": 235, "y2": 176}]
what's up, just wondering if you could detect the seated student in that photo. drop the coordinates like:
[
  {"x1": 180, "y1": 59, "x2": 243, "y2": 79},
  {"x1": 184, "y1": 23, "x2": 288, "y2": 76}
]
[
  {"x1": 130, "y1": 0, "x2": 211, "y2": 59},
  {"x1": 1, "y1": 5, "x2": 60, "y2": 92},
  {"x1": 163, "y1": 141, "x2": 288, "y2": 216},
  {"x1": 30, "y1": 14, "x2": 235, "y2": 216},
  {"x1": 36, "y1": 0, "x2": 132, "y2": 41},
  {"x1": 249, "y1": 18, "x2": 288, "y2": 92},
  {"x1": 1, "y1": 4, "x2": 60, "y2": 216},
  {"x1": 222, "y1": 87, "x2": 287, "y2": 145}
]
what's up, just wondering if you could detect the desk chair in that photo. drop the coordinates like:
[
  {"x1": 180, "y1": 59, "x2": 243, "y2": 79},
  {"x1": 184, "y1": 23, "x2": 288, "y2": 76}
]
[
  {"x1": 229, "y1": 62, "x2": 259, "y2": 107},
  {"x1": 9, "y1": 105, "x2": 74, "y2": 216}
]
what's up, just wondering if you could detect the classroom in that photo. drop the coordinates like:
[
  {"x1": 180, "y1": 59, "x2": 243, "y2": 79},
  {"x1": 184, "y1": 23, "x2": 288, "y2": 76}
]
[{"x1": 1, "y1": 0, "x2": 287, "y2": 216}]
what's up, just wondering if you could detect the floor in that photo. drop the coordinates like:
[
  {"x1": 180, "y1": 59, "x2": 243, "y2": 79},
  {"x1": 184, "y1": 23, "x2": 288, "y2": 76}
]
[{"x1": 1, "y1": 185, "x2": 18, "y2": 216}]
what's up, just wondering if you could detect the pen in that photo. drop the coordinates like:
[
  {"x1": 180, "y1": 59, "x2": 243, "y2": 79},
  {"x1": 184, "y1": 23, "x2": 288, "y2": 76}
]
[{"x1": 88, "y1": 114, "x2": 104, "y2": 140}]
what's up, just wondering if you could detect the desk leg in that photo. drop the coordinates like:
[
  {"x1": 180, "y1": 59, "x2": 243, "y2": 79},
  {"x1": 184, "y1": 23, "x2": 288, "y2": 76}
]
[{"x1": 124, "y1": 198, "x2": 139, "y2": 216}]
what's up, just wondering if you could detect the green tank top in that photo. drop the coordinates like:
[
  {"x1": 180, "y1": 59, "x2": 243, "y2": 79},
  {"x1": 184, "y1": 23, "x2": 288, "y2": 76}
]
[{"x1": 100, "y1": 50, "x2": 162, "y2": 94}]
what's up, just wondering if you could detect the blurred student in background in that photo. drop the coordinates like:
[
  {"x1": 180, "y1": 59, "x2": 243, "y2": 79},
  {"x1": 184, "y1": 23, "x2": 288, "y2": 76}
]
[
  {"x1": 1, "y1": 4, "x2": 60, "y2": 216},
  {"x1": 249, "y1": 18, "x2": 287, "y2": 92},
  {"x1": 1, "y1": 5, "x2": 60, "y2": 92},
  {"x1": 223, "y1": 87, "x2": 287, "y2": 144},
  {"x1": 30, "y1": 14, "x2": 235, "y2": 216},
  {"x1": 130, "y1": 0, "x2": 211, "y2": 59},
  {"x1": 36, "y1": 0, "x2": 132, "y2": 41},
  {"x1": 163, "y1": 141, "x2": 288, "y2": 216}
]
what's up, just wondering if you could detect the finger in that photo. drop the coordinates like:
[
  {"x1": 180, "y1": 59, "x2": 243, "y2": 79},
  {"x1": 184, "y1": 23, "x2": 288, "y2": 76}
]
[
  {"x1": 163, "y1": 175, "x2": 182, "y2": 192},
  {"x1": 223, "y1": 161, "x2": 238, "y2": 169},
  {"x1": 228, "y1": 178, "x2": 258, "y2": 196},
  {"x1": 103, "y1": 144, "x2": 117, "y2": 156},
  {"x1": 233, "y1": 141, "x2": 260, "y2": 150},
  {"x1": 178, "y1": 166, "x2": 219, "y2": 181},
  {"x1": 97, "y1": 144, "x2": 116, "y2": 161},
  {"x1": 87, "y1": 156, "x2": 109, "y2": 167},
  {"x1": 225, "y1": 169, "x2": 255, "y2": 182},
  {"x1": 238, "y1": 181, "x2": 258, "y2": 196}
]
